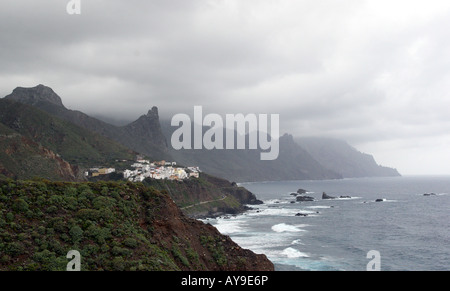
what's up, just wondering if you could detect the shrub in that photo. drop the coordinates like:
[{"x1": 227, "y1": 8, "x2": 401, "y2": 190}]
[
  {"x1": 49, "y1": 195, "x2": 63, "y2": 206},
  {"x1": 33, "y1": 249, "x2": 54, "y2": 263},
  {"x1": 76, "y1": 209, "x2": 99, "y2": 221},
  {"x1": 69, "y1": 225, "x2": 83, "y2": 244},
  {"x1": 5, "y1": 212, "x2": 14, "y2": 222},
  {"x1": 37, "y1": 226, "x2": 46, "y2": 235},
  {"x1": 112, "y1": 257, "x2": 126, "y2": 271},
  {"x1": 36, "y1": 195, "x2": 46, "y2": 207},
  {"x1": 82, "y1": 244, "x2": 99, "y2": 257},
  {"x1": 51, "y1": 218, "x2": 67, "y2": 233},
  {"x1": 123, "y1": 238, "x2": 138, "y2": 249},
  {"x1": 32, "y1": 250, "x2": 66, "y2": 271},
  {"x1": 85, "y1": 225, "x2": 111, "y2": 244},
  {"x1": 46, "y1": 206, "x2": 57, "y2": 214},
  {"x1": 0, "y1": 255, "x2": 11, "y2": 264},
  {"x1": 171, "y1": 244, "x2": 190, "y2": 267},
  {"x1": 5, "y1": 242, "x2": 25, "y2": 257},
  {"x1": 101, "y1": 187, "x2": 109, "y2": 196},
  {"x1": 111, "y1": 246, "x2": 132, "y2": 257},
  {"x1": 12, "y1": 198, "x2": 29, "y2": 213},
  {"x1": 65, "y1": 187, "x2": 77, "y2": 197},
  {"x1": 92, "y1": 196, "x2": 115, "y2": 209},
  {"x1": 63, "y1": 196, "x2": 78, "y2": 210}
]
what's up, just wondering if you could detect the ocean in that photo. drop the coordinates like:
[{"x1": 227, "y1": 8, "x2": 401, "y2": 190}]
[{"x1": 203, "y1": 176, "x2": 450, "y2": 271}]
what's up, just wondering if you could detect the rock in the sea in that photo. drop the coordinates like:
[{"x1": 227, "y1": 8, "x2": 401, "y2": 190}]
[
  {"x1": 295, "y1": 212, "x2": 308, "y2": 217},
  {"x1": 296, "y1": 196, "x2": 315, "y2": 202},
  {"x1": 339, "y1": 195, "x2": 352, "y2": 199},
  {"x1": 423, "y1": 193, "x2": 436, "y2": 196},
  {"x1": 322, "y1": 192, "x2": 336, "y2": 199},
  {"x1": 297, "y1": 189, "x2": 308, "y2": 194},
  {"x1": 290, "y1": 193, "x2": 298, "y2": 196},
  {"x1": 375, "y1": 198, "x2": 385, "y2": 202}
]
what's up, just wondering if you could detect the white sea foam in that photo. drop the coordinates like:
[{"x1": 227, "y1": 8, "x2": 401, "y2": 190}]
[
  {"x1": 230, "y1": 232, "x2": 293, "y2": 253},
  {"x1": 291, "y1": 239, "x2": 304, "y2": 245},
  {"x1": 384, "y1": 199, "x2": 398, "y2": 202},
  {"x1": 214, "y1": 219, "x2": 246, "y2": 234},
  {"x1": 294, "y1": 224, "x2": 310, "y2": 228},
  {"x1": 281, "y1": 247, "x2": 309, "y2": 258},
  {"x1": 264, "y1": 199, "x2": 291, "y2": 205},
  {"x1": 306, "y1": 205, "x2": 331, "y2": 209},
  {"x1": 248, "y1": 208, "x2": 303, "y2": 217},
  {"x1": 271, "y1": 223, "x2": 305, "y2": 233}
]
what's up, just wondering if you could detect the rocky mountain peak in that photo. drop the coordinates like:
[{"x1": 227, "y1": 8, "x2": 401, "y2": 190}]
[
  {"x1": 124, "y1": 106, "x2": 168, "y2": 151},
  {"x1": 5, "y1": 84, "x2": 65, "y2": 108},
  {"x1": 148, "y1": 106, "x2": 159, "y2": 117}
]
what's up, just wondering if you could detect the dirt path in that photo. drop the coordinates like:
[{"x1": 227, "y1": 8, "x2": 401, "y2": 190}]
[{"x1": 180, "y1": 195, "x2": 227, "y2": 210}]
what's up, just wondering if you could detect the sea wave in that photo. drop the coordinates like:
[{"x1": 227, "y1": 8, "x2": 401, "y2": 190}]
[
  {"x1": 281, "y1": 247, "x2": 309, "y2": 258},
  {"x1": 291, "y1": 239, "x2": 304, "y2": 245},
  {"x1": 272, "y1": 223, "x2": 305, "y2": 233},
  {"x1": 306, "y1": 205, "x2": 332, "y2": 209},
  {"x1": 214, "y1": 219, "x2": 247, "y2": 234},
  {"x1": 248, "y1": 208, "x2": 311, "y2": 217},
  {"x1": 264, "y1": 199, "x2": 292, "y2": 205}
]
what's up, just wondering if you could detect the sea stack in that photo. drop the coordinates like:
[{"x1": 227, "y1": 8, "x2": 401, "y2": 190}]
[{"x1": 322, "y1": 192, "x2": 336, "y2": 199}]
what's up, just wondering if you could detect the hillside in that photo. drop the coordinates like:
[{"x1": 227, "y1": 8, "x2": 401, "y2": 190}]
[
  {"x1": 0, "y1": 179, "x2": 274, "y2": 271},
  {"x1": 3, "y1": 85, "x2": 399, "y2": 182},
  {"x1": 0, "y1": 94, "x2": 264, "y2": 218},
  {"x1": 0, "y1": 123, "x2": 79, "y2": 181},
  {"x1": 0, "y1": 98, "x2": 136, "y2": 177},
  {"x1": 296, "y1": 137, "x2": 401, "y2": 178},
  {"x1": 4, "y1": 85, "x2": 170, "y2": 160},
  {"x1": 161, "y1": 119, "x2": 342, "y2": 182},
  {"x1": 3, "y1": 85, "x2": 342, "y2": 182},
  {"x1": 143, "y1": 173, "x2": 263, "y2": 218}
]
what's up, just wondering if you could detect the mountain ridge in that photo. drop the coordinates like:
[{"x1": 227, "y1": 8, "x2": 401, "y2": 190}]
[
  {"x1": 4, "y1": 85, "x2": 169, "y2": 161},
  {"x1": 3, "y1": 84, "x2": 400, "y2": 182},
  {"x1": 296, "y1": 137, "x2": 401, "y2": 178},
  {"x1": 0, "y1": 98, "x2": 136, "y2": 180}
]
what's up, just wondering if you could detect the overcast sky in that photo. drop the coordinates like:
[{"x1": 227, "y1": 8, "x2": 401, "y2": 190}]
[{"x1": 1, "y1": 0, "x2": 450, "y2": 175}]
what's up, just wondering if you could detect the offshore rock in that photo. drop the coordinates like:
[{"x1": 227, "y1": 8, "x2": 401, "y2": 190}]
[
  {"x1": 322, "y1": 192, "x2": 336, "y2": 199},
  {"x1": 296, "y1": 196, "x2": 315, "y2": 202}
]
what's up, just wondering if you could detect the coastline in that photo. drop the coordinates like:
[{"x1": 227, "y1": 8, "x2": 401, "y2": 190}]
[{"x1": 207, "y1": 176, "x2": 450, "y2": 271}]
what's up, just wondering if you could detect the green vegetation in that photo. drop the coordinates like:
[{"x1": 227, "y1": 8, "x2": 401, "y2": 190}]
[
  {"x1": 0, "y1": 99, "x2": 135, "y2": 173},
  {"x1": 0, "y1": 179, "x2": 272, "y2": 271},
  {"x1": 143, "y1": 173, "x2": 256, "y2": 218},
  {"x1": 0, "y1": 126, "x2": 74, "y2": 181},
  {"x1": 200, "y1": 235, "x2": 228, "y2": 266},
  {"x1": 0, "y1": 179, "x2": 186, "y2": 271}
]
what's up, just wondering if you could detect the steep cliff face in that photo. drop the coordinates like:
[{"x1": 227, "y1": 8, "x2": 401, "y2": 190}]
[
  {"x1": 39, "y1": 146, "x2": 80, "y2": 181},
  {"x1": 120, "y1": 107, "x2": 169, "y2": 160},
  {"x1": 148, "y1": 186, "x2": 273, "y2": 271},
  {"x1": 296, "y1": 137, "x2": 401, "y2": 178},
  {"x1": 166, "y1": 130, "x2": 342, "y2": 182},
  {"x1": 0, "y1": 180, "x2": 274, "y2": 271}
]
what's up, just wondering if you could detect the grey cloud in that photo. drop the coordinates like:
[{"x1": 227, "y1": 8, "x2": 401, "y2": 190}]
[{"x1": 2, "y1": 0, "x2": 450, "y2": 174}]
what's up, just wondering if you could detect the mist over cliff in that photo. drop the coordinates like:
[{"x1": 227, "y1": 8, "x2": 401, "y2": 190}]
[
  {"x1": 3, "y1": 85, "x2": 400, "y2": 183},
  {"x1": 296, "y1": 137, "x2": 401, "y2": 178}
]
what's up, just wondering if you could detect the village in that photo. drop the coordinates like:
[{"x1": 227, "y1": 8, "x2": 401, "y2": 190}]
[
  {"x1": 123, "y1": 159, "x2": 200, "y2": 182},
  {"x1": 85, "y1": 159, "x2": 201, "y2": 182}
]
